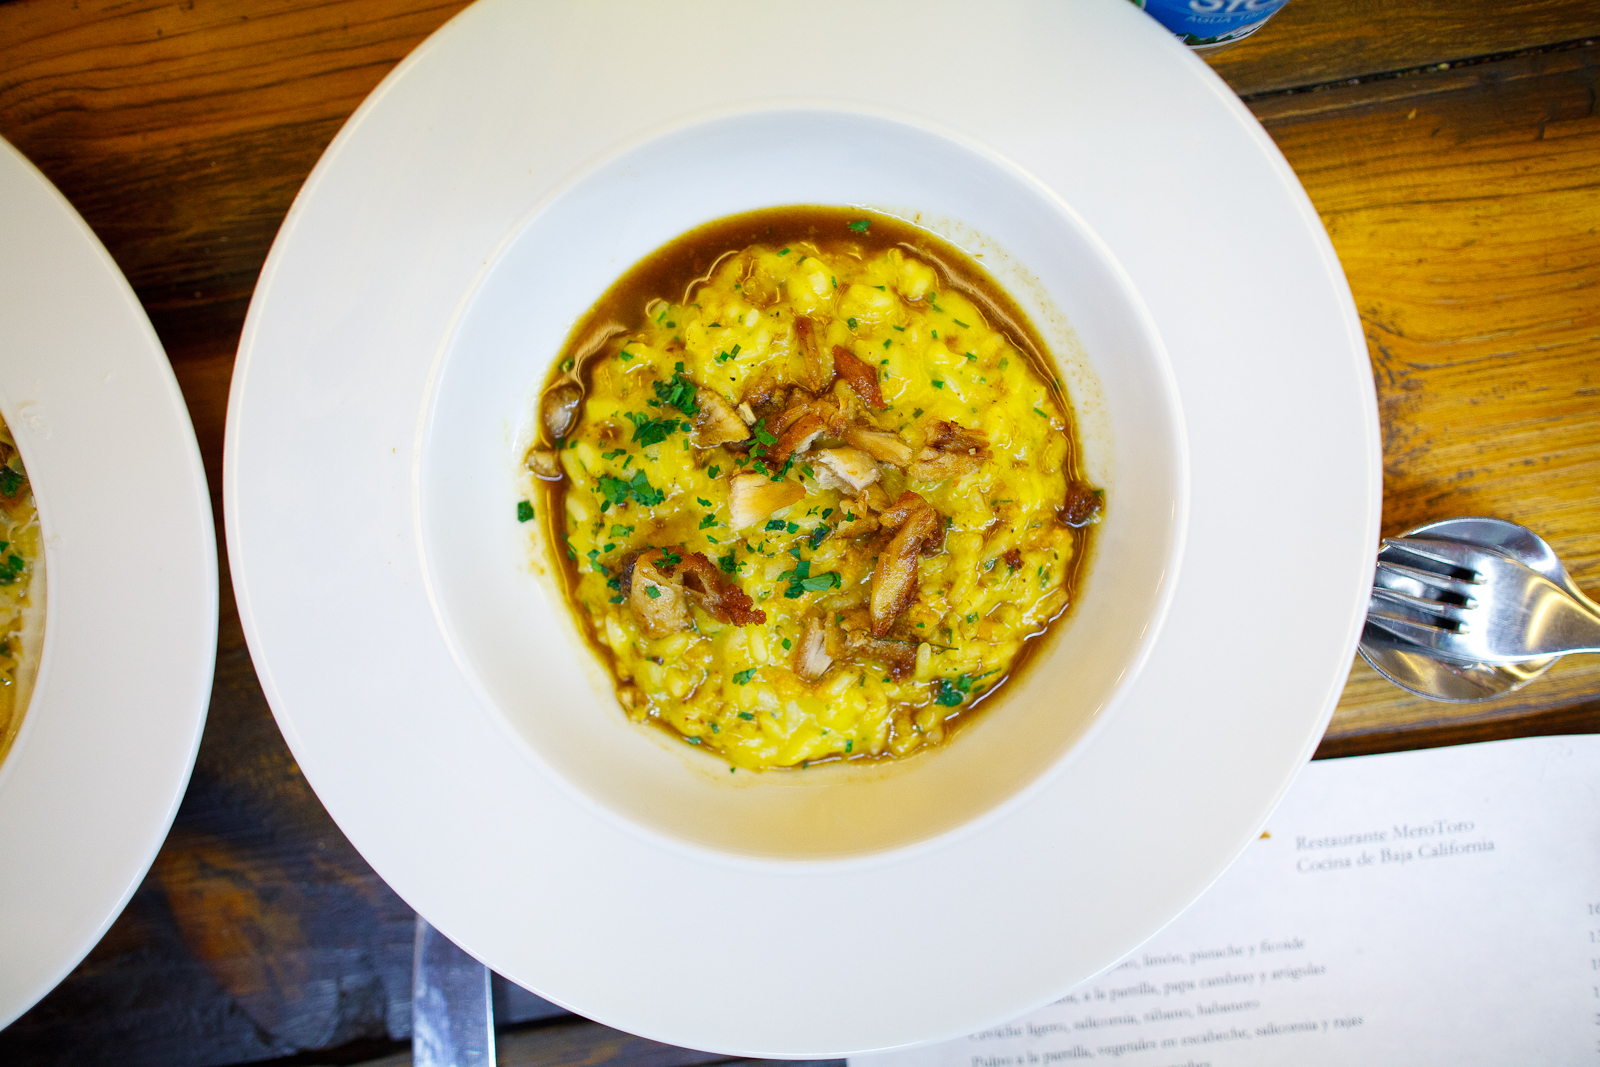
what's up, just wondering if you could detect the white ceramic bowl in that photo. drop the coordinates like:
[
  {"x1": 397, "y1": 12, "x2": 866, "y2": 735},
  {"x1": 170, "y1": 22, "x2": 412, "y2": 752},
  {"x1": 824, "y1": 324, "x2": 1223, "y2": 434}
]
[{"x1": 420, "y1": 108, "x2": 1187, "y2": 860}]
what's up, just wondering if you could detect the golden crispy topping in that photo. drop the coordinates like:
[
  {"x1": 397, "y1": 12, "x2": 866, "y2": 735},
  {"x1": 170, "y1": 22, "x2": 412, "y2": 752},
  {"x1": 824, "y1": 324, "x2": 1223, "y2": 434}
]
[{"x1": 627, "y1": 552, "x2": 692, "y2": 636}]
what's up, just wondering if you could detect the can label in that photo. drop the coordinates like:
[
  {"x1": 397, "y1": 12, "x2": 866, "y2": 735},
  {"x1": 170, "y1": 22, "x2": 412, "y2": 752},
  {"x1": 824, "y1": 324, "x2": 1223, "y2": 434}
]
[{"x1": 1132, "y1": 0, "x2": 1291, "y2": 48}]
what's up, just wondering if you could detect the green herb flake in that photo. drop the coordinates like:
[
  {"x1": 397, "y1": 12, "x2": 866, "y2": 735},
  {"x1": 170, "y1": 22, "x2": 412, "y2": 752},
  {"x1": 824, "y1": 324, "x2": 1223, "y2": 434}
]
[
  {"x1": 645, "y1": 586, "x2": 660, "y2": 599},
  {"x1": 765, "y1": 518, "x2": 787, "y2": 532},
  {"x1": 516, "y1": 500, "x2": 535, "y2": 523},
  {"x1": 738, "y1": 711, "x2": 755, "y2": 721},
  {"x1": 953, "y1": 318, "x2": 970, "y2": 328},
  {"x1": 707, "y1": 464, "x2": 721, "y2": 479},
  {"x1": 912, "y1": 408, "x2": 924, "y2": 418},
  {"x1": 932, "y1": 380, "x2": 944, "y2": 389},
  {"x1": 733, "y1": 668, "x2": 758, "y2": 685},
  {"x1": 778, "y1": 247, "x2": 791, "y2": 256},
  {"x1": 965, "y1": 351, "x2": 977, "y2": 362},
  {"x1": 781, "y1": 638, "x2": 792, "y2": 650},
  {"x1": 848, "y1": 219, "x2": 871, "y2": 233},
  {"x1": 846, "y1": 317, "x2": 859, "y2": 330},
  {"x1": 652, "y1": 363, "x2": 699, "y2": 416},
  {"x1": 699, "y1": 514, "x2": 718, "y2": 529}
]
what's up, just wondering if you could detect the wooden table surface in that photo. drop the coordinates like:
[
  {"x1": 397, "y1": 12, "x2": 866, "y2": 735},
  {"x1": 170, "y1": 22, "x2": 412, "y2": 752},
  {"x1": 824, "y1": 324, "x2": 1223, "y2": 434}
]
[{"x1": 1, "y1": 1, "x2": 1597, "y2": 1064}]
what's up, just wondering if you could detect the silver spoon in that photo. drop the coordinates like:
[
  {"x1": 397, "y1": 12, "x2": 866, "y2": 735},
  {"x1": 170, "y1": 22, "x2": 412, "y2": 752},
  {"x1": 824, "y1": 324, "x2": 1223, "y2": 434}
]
[{"x1": 1358, "y1": 517, "x2": 1587, "y2": 703}]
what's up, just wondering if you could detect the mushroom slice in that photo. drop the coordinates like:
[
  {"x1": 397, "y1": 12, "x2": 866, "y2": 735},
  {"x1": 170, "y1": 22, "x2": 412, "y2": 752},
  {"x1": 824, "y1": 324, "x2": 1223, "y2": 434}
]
[
  {"x1": 868, "y1": 492, "x2": 943, "y2": 636},
  {"x1": 843, "y1": 425, "x2": 915, "y2": 468},
  {"x1": 795, "y1": 315, "x2": 835, "y2": 393},
  {"x1": 526, "y1": 448, "x2": 563, "y2": 481},
  {"x1": 792, "y1": 614, "x2": 833, "y2": 682},
  {"x1": 811, "y1": 447, "x2": 880, "y2": 492},
  {"x1": 541, "y1": 381, "x2": 584, "y2": 440},
  {"x1": 692, "y1": 389, "x2": 750, "y2": 448},
  {"x1": 833, "y1": 345, "x2": 886, "y2": 409},
  {"x1": 727, "y1": 473, "x2": 805, "y2": 531},
  {"x1": 627, "y1": 551, "x2": 692, "y2": 637}
]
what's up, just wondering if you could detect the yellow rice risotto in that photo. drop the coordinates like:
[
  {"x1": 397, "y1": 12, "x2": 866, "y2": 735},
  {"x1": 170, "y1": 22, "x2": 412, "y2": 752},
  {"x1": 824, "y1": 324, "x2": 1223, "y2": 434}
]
[
  {"x1": 524, "y1": 208, "x2": 1100, "y2": 770},
  {"x1": 0, "y1": 418, "x2": 41, "y2": 767}
]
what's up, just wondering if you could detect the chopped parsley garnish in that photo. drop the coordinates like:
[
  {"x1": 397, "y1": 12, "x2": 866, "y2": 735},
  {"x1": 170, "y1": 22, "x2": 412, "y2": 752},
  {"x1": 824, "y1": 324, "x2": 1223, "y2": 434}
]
[
  {"x1": 912, "y1": 408, "x2": 924, "y2": 418},
  {"x1": 808, "y1": 524, "x2": 831, "y2": 548},
  {"x1": 707, "y1": 464, "x2": 721, "y2": 479},
  {"x1": 999, "y1": 357, "x2": 1010, "y2": 370},
  {"x1": 953, "y1": 318, "x2": 970, "y2": 328},
  {"x1": 0, "y1": 468, "x2": 22, "y2": 496},
  {"x1": 516, "y1": 500, "x2": 535, "y2": 523},
  {"x1": 848, "y1": 219, "x2": 871, "y2": 233},
  {"x1": 932, "y1": 380, "x2": 944, "y2": 389},
  {"x1": 846, "y1": 317, "x2": 859, "y2": 330},
  {"x1": 697, "y1": 497, "x2": 712, "y2": 507},
  {"x1": 778, "y1": 248, "x2": 791, "y2": 256},
  {"x1": 0, "y1": 552, "x2": 24, "y2": 586},
  {"x1": 733, "y1": 668, "x2": 758, "y2": 685},
  {"x1": 738, "y1": 711, "x2": 755, "y2": 721},
  {"x1": 601, "y1": 449, "x2": 626, "y2": 460},
  {"x1": 764, "y1": 518, "x2": 787, "y2": 532},
  {"x1": 965, "y1": 351, "x2": 977, "y2": 362},
  {"x1": 785, "y1": 521, "x2": 800, "y2": 534},
  {"x1": 597, "y1": 469, "x2": 665, "y2": 511},
  {"x1": 645, "y1": 586, "x2": 660, "y2": 599},
  {"x1": 610, "y1": 524, "x2": 634, "y2": 538},
  {"x1": 699, "y1": 514, "x2": 718, "y2": 529},
  {"x1": 882, "y1": 339, "x2": 892, "y2": 350},
  {"x1": 1034, "y1": 406, "x2": 1049, "y2": 418},
  {"x1": 933, "y1": 675, "x2": 974, "y2": 706},
  {"x1": 625, "y1": 411, "x2": 684, "y2": 447},
  {"x1": 653, "y1": 363, "x2": 699, "y2": 415},
  {"x1": 717, "y1": 550, "x2": 742, "y2": 575},
  {"x1": 781, "y1": 638, "x2": 792, "y2": 650},
  {"x1": 778, "y1": 558, "x2": 841, "y2": 599}
]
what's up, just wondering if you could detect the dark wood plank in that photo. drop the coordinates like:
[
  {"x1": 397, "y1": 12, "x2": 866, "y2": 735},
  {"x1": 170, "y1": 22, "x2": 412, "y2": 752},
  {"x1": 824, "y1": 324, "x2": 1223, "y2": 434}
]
[{"x1": 1208, "y1": 0, "x2": 1600, "y2": 96}]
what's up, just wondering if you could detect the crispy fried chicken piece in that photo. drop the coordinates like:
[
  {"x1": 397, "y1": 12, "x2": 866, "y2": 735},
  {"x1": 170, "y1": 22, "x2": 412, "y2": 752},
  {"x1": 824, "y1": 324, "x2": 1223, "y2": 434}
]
[
  {"x1": 622, "y1": 547, "x2": 765, "y2": 634},
  {"x1": 795, "y1": 315, "x2": 835, "y2": 393},
  {"x1": 625, "y1": 551, "x2": 692, "y2": 636},
  {"x1": 841, "y1": 627, "x2": 918, "y2": 679},
  {"x1": 692, "y1": 389, "x2": 750, "y2": 448},
  {"x1": 833, "y1": 345, "x2": 886, "y2": 409},
  {"x1": 908, "y1": 419, "x2": 990, "y2": 482},
  {"x1": 810, "y1": 446, "x2": 881, "y2": 492},
  {"x1": 727, "y1": 473, "x2": 805, "y2": 531},
  {"x1": 792, "y1": 614, "x2": 833, "y2": 682},
  {"x1": 1058, "y1": 481, "x2": 1103, "y2": 527},
  {"x1": 771, "y1": 411, "x2": 827, "y2": 465},
  {"x1": 843, "y1": 425, "x2": 915, "y2": 468},
  {"x1": 869, "y1": 491, "x2": 944, "y2": 636}
]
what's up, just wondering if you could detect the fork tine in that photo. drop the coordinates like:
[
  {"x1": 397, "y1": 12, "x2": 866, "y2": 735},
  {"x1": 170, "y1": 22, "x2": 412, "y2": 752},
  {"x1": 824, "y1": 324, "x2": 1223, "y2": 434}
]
[
  {"x1": 1375, "y1": 559, "x2": 1481, "y2": 601},
  {"x1": 1380, "y1": 537, "x2": 1489, "y2": 577},
  {"x1": 1366, "y1": 609, "x2": 1474, "y2": 656},
  {"x1": 1370, "y1": 585, "x2": 1473, "y2": 625}
]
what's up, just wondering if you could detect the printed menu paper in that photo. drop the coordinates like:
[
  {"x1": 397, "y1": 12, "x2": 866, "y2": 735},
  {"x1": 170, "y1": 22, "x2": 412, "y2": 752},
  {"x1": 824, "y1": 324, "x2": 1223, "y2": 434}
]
[{"x1": 852, "y1": 735, "x2": 1600, "y2": 1066}]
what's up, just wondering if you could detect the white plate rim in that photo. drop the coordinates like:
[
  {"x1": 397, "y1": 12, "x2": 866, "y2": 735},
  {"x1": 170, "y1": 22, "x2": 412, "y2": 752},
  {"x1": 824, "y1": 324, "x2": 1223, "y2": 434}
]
[
  {"x1": 225, "y1": 0, "x2": 1380, "y2": 1055},
  {"x1": 0, "y1": 137, "x2": 218, "y2": 1028}
]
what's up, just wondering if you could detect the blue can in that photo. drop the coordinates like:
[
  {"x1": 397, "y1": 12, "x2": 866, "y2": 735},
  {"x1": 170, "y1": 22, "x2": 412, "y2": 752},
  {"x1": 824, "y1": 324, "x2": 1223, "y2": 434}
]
[{"x1": 1132, "y1": 0, "x2": 1291, "y2": 51}]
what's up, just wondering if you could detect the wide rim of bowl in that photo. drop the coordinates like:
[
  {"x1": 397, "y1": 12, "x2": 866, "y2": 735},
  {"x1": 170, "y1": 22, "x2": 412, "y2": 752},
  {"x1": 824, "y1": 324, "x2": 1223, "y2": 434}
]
[
  {"x1": 413, "y1": 101, "x2": 1191, "y2": 864},
  {"x1": 0, "y1": 136, "x2": 217, "y2": 1029},
  {"x1": 224, "y1": 0, "x2": 1379, "y2": 1054}
]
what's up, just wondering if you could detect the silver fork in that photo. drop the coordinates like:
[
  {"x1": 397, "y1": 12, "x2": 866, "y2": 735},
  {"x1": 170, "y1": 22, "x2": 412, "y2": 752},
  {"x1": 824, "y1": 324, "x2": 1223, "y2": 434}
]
[{"x1": 1368, "y1": 536, "x2": 1600, "y2": 665}]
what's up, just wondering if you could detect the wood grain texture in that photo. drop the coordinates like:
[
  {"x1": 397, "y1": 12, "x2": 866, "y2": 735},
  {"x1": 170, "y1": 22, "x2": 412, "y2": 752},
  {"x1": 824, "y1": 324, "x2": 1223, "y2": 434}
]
[
  {"x1": 1209, "y1": 0, "x2": 1600, "y2": 96},
  {"x1": 0, "y1": 1, "x2": 1596, "y2": 1064},
  {"x1": 1249, "y1": 46, "x2": 1600, "y2": 748}
]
